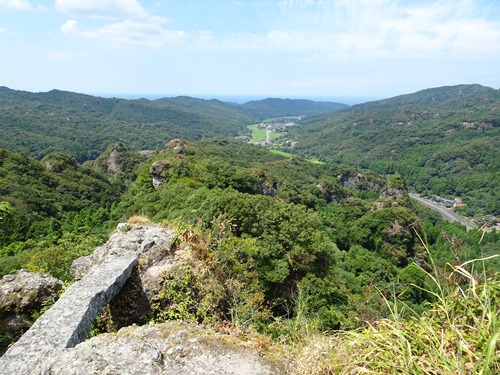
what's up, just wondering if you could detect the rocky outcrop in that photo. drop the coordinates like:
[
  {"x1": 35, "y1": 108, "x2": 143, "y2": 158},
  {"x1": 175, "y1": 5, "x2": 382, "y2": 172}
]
[
  {"x1": 0, "y1": 224, "x2": 288, "y2": 374},
  {"x1": 71, "y1": 224, "x2": 177, "y2": 327},
  {"x1": 257, "y1": 177, "x2": 277, "y2": 197},
  {"x1": 163, "y1": 138, "x2": 186, "y2": 152},
  {"x1": 315, "y1": 180, "x2": 349, "y2": 203},
  {"x1": 0, "y1": 257, "x2": 138, "y2": 375},
  {"x1": 149, "y1": 159, "x2": 172, "y2": 189},
  {"x1": 71, "y1": 224, "x2": 176, "y2": 280},
  {"x1": 375, "y1": 175, "x2": 409, "y2": 209},
  {"x1": 39, "y1": 321, "x2": 286, "y2": 374},
  {"x1": 86, "y1": 142, "x2": 154, "y2": 176},
  {"x1": 0, "y1": 270, "x2": 63, "y2": 352},
  {"x1": 0, "y1": 224, "x2": 177, "y2": 374},
  {"x1": 338, "y1": 173, "x2": 382, "y2": 192}
]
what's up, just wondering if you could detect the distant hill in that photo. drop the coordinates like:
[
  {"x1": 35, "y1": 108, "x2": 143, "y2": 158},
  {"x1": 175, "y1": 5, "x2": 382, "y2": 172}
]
[
  {"x1": 0, "y1": 89, "x2": 257, "y2": 161},
  {"x1": 287, "y1": 84, "x2": 500, "y2": 216},
  {"x1": 239, "y1": 98, "x2": 349, "y2": 120},
  {"x1": 0, "y1": 88, "x2": 347, "y2": 161}
]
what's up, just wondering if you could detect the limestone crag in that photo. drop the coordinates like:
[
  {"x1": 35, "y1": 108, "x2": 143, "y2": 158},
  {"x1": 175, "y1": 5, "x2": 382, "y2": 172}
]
[
  {"x1": 71, "y1": 223, "x2": 178, "y2": 328},
  {"x1": 71, "y1": 224, "x2": 177, "y2": 280}
]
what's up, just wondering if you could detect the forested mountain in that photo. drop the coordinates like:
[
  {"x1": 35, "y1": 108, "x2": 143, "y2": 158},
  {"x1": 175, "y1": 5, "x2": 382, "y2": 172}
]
[
  {"x1": 286, "y1": 84, "x2": 500, "y2": 216},
  {"x1": 1, "y1": 85, "x2": 498, "y2": 372},
  {"x1": 0, "y1": 88, "x2": 257, "y2": 161},
  {"x1": 0, "y1": 88, "x2": 347, "y2": 162},
  {"x1": 239, "y1": 98, "x2": 349, "y2": 120}
]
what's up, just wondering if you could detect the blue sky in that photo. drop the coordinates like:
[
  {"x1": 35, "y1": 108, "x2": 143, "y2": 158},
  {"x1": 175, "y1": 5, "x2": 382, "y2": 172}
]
[{"x1": 1, "y1": 0, "x2": 499, "y2": 102}]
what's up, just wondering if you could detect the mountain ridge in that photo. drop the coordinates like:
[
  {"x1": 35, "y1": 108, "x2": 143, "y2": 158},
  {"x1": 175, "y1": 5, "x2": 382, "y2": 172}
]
[{"x1": 0, "y1": 87, "x2": 347, "y2": 162}]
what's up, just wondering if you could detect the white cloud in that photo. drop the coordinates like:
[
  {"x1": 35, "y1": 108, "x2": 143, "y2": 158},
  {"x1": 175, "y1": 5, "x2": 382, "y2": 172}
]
[
  {"x1": 0, "y1": 0, "x2": 39, "y2": 11},
  {"x1": 55, "y1": 0, "x2": 500, "y2": 59},
  {"x1": 255, "y1": 0, "x2": 500, "y2": 61},
  {"x1": 56, "y1": 0, "x2": 147, "y2": 18},
  {"x1": 57, "y1": 0, "x2": 183, "y2": 49},
  {"x1": 61, "y1": 19, "x2": 78, "y2": 34},
  {"x1": 61, "y1": 19, "x2": 187, "y2": 48}
]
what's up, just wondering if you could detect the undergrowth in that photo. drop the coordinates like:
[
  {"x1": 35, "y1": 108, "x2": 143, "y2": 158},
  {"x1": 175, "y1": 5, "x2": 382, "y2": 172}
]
[{"x1": 292, "y1": 252, "x2": 499, "y2": 374}]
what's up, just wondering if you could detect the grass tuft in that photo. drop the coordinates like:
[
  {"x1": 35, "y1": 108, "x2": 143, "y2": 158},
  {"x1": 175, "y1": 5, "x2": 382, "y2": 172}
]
[{"x1": 127, "y1": 215, "x2": 152, "y2": 224}]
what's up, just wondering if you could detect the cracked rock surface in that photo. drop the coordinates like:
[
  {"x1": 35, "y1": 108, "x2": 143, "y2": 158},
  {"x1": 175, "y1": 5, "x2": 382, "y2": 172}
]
[{"x1": 40, "y1": 321, "x2": 287, "y2": 375}]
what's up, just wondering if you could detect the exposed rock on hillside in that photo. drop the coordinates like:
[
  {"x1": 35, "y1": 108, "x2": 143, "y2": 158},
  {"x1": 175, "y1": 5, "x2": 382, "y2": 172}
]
[
  {"x1": 257, "y1": 176, "x2": 277, "y2": 197},
  {"x1": 71, "y1": 224, "x2": 176, "y2": 280},
  {"x1": 86, "y1": 142, "x2": 153, "y2": 176},
  {"x1": 39, "y1": 320, "x2": 285, "y2": 374},
  {"x1": 42, "y1": 152, "x2": 79, "y2": 172},
  {"x1": 0, "y1": 270, "x2": 63, "y2": 351},
  {"x1": 150, "y1": 159, "x2": 172, "y2": 189},
  {"x1": 338, "y1": 173, "x2": 382, "y2": 192},
  {"x1": 163, "y1": 138, "x2": 186, "y2": 152}
]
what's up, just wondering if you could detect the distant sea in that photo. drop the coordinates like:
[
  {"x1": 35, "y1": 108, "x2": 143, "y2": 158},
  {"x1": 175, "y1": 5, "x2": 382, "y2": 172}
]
[{"x1": 94, "y1": 93, "x2": 379, "y2": 106}]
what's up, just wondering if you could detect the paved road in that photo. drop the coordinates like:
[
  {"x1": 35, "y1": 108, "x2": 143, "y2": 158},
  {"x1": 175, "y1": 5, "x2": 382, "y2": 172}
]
[{"x1": 409, "y1": 193, "x2": 476, "y2": 230}]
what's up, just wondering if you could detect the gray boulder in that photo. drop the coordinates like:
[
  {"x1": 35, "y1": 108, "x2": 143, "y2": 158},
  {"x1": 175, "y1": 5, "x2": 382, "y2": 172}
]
[{"x1": 0, "y1": 270, "x2": 63, "y2": 352}]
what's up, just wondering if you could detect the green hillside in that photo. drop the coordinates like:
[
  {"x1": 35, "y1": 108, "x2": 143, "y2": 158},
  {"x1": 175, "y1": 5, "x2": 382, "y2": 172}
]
[
  {"x1": 240, "y1": 97, "x2": 348, "y2": 120},
  {"x1": 0, "y1": 149, "x2": 123, "y2": 279},
  {"x1": 3, "y1": 138, "x2": 497, "y2": 317},
  {"x1": 0, "y1": 88, "x2": 348, "y2": 163},
  {"x1": 0, "y1": 89, "x2": 256, "y2": 162},
  {"x1": 286, "y1": 84, "x2": 500, "y2": 216}
]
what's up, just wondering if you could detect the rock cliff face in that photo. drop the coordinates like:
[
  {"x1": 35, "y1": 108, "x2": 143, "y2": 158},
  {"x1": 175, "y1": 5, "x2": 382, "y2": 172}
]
[
  {"x1": 338, "y1": 172, "x2": 382, "y2": 192},
  {"x1": 149, "y1": 159, "x2": 172, "y2": 189}
]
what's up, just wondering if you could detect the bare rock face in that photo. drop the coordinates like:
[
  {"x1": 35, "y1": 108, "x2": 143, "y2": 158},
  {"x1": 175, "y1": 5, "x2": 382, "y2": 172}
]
[
  {"x1": 71, "y1": 224, "x2": 177, "y2": 327},
  {"x1": 163, "y1": 138, "x2": 186, "y2": 152},
  {"x1": 258, "y1": 177, "x2": 277, "y2": 198},
  {"x1": 39, "y1": 321, "x2": 286, "y2": 375},
  {"x1": 338, "y1": 173, "x2": 382, "y2": 192},
  {"x1": 71, "y1": 224, "x2": 176, "y2": 280},
  {"x1": 149, "y1": 159, "x2": 172, "y2": 189},
  {"x1": 0, "y1": 270, "x2": 63, "y2": 352}
]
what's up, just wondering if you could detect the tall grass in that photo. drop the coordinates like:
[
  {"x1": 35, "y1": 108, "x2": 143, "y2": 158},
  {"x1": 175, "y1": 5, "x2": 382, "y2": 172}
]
[{"x1": 294, "y1": 252, "x2": 499, "y2": 374}]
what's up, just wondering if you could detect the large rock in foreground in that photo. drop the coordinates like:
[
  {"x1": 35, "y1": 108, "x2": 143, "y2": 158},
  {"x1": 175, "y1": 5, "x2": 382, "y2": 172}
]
[
  {"x1": 40, "y1": 320, "x2": 287, "y2": 374},
  {"x1": 71, "y1": 223, "x2": 178, "y2": 328},
  {"x1": 0, "y1": 270, "x2": 63, "y2": 353}
]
